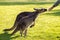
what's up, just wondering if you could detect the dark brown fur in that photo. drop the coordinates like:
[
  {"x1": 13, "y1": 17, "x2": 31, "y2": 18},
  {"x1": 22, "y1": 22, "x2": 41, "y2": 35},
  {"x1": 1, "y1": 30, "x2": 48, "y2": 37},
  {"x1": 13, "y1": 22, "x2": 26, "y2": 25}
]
[{"x1": 4, "y1": 8, "x2": 47, "y2": 37}]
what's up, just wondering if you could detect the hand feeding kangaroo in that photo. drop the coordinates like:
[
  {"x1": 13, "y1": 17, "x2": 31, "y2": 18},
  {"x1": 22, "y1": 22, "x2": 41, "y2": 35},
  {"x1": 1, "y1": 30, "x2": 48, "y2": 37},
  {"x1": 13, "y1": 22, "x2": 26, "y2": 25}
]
[{"x1": 4, "y1": 8, "x2": 47, "y2": 37}]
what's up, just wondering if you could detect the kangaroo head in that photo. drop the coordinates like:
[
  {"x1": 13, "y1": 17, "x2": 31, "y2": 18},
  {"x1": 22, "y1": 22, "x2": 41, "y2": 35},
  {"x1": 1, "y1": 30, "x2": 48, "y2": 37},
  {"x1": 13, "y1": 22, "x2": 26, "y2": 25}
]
[{"x1": 34, "y1": 8, "x2": 47, "y2": 13}]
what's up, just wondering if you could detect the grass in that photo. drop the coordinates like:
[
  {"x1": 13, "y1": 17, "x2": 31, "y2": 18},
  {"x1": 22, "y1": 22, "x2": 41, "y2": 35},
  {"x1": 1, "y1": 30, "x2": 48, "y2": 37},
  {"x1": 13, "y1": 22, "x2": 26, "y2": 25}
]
[
  {"x1": 0, "y1": 2, "x2": 54, "y2": 5},
  {"x1": 0, "y1": 3, "x2": 60, "y2": 40}
]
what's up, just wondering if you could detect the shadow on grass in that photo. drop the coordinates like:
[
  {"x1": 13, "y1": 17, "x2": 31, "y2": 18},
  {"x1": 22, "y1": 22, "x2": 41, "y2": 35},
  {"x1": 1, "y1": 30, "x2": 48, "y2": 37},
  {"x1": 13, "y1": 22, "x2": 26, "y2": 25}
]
[
  {"x1": 0, "y1": 2, "x2": 54, "y2": 5},
  {"x1": 44, "y1": 10, "x2": 60, "y2": 16},
  {"x1": 0, "y1": 31, "x2": 19, "y2": 40}
]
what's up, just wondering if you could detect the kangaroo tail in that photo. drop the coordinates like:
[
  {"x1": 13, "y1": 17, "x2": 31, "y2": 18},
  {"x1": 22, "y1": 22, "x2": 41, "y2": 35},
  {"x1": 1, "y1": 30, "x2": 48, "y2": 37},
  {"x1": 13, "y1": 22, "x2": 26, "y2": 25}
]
[{"x1": 4, "y1": 19, "x2": 18, "y2": 31}]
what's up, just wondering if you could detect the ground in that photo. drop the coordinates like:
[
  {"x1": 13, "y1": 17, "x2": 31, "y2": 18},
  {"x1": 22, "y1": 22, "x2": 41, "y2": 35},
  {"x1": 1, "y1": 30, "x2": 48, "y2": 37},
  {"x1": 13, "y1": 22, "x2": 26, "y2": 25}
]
[{"x1": 0, "y1": 3, "x2": 60, "y2": 40}]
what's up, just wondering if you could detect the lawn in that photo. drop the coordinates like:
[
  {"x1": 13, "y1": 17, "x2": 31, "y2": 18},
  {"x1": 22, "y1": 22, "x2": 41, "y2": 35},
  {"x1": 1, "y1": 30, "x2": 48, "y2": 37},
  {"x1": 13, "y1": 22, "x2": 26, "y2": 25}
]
[{"x1": 0, "y1": 3, "x2": 60, "y2": 40}]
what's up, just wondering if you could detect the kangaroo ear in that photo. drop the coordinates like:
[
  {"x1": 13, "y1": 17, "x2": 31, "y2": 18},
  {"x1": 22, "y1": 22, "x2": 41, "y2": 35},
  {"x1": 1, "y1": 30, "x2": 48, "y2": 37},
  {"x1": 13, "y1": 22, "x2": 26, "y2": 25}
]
[{"x1": 34, "y1": 8, "x2": 38, "y2": 10}]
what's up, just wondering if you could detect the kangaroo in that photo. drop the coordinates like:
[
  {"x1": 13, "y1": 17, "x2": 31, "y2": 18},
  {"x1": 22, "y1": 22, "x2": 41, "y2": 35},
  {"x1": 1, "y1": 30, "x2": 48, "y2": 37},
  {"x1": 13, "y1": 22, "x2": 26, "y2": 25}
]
[{"x1": 4, "y1": 8, "x2": 47, "y2": 37}]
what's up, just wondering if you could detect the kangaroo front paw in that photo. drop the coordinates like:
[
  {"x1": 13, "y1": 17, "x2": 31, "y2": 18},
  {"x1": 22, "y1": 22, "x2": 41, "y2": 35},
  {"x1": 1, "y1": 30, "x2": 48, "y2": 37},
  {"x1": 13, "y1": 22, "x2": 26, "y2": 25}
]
[{"x1": 3, "y1": 29, "x2": 10, "y2": 31}]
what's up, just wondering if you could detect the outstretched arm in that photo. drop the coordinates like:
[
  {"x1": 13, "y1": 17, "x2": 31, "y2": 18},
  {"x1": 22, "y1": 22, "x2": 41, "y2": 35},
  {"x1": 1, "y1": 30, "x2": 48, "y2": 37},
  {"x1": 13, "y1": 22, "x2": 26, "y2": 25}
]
[{"x1": 49, "y1": 0, "x2": 60, "y2": 11}]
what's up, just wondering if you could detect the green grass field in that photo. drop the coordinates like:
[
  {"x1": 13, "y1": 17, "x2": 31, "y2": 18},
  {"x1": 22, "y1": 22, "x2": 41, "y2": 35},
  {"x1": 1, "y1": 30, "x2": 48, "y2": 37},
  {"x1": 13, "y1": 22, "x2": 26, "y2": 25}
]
[{"x1": 0, "y1": 3, "x2": 60, "y2": 40}]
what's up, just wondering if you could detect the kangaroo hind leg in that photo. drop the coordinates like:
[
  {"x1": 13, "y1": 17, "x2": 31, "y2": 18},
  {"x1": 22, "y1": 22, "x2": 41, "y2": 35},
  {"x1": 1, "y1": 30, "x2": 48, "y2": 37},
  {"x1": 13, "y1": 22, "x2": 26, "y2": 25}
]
[{"x1": 10, "y1": 27, "x2": 19, "y2": 36}]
